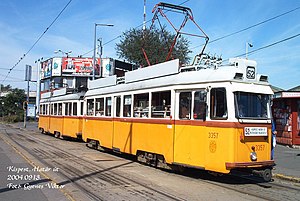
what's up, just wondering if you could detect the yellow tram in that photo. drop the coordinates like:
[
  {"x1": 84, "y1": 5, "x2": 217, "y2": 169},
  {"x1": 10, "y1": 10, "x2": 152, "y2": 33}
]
[
  {"x1": 39, "y1": 91, "x2": 85, "y2": 139},
  {"x1": 39, "y1": 56, "x2": 274, "y2": 181}
]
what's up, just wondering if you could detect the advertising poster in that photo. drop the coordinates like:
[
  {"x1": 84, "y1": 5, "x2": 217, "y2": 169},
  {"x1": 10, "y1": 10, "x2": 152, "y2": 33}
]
[
  {"x1": 40, "y1": 58, "x2": 52, "y2": 79},
  {"x1": 52, "y1": 57, "x2": 62, "y2": 76},
  {"x1": 61, "y1": 57, "x2": 100, "y2": 76},
  {"x1": 102, "y1": 58, "x2": 115, "y2": 77},
  {"x1": 27, "y1": 104, "x2": 36, "y2": 117}
]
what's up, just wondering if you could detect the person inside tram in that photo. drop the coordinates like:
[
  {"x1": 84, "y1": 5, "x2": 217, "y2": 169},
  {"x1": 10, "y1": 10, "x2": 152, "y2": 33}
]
[{"x1": 238, "y1": 104, "x2": 246, "y2": 117}]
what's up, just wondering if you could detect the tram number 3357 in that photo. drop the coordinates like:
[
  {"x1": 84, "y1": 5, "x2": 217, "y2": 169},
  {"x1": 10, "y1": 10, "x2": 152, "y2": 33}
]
[
  {"x1": 255, "y1": 144, "x2": 265, "y2": 151},
  {"x1": 208, "y1": 132, "x2": 218, "y2": 139}
]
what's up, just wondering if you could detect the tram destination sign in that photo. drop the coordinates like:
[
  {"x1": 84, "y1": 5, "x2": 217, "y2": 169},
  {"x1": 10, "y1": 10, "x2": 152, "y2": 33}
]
[{"x1": 244, "y1": 127, "x2": 268, "y2": 137}]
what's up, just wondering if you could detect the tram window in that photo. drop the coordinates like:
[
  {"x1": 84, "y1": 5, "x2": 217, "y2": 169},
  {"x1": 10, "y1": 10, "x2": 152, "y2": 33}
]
[
  {"x1": 80, "y1": 102, "x2": 84, "y2": 116},
  {"x1": 234, "y1": 92, "x2": 269, "y2": 119},
  {"x1": 73, "y1": 102, "x2": 77, "y2": 116},
  {"x1": 194, "y1": 90, "x2": 207, "y2": 120},
  {"x1": 115, "y1": 96, "x2": 121, "y2": 117},
  {"x1": 46, "y1": 104, "x2": 48, "y2": 115},
  {"x1": 44, "y1": 105, "x2": 46, "y2": 115},
  {"x1": 68, "y1": 103, "x2": 72, "y2": 116},
  {"x1": 210, "y1": 88, "x2": 227, "y2": 119},
  {"x1": 65, "y1": 103, "x2": 69, "y2": 116},
  {"x1": 87, "y1": 99, "x2": 94, "y2": 116},
  {"x1": 54, "y1": 103, "x2": 58, "y2": 115},
  {"x1": 134, "y1": 93, "x2": 149, "y2": 118},
  {"x1": 123, "y1": 95, "x2": 132, "y2": 117},
  {"x1": 58, "y1": 103, "x2": 62, "y2": 115},
  {"x1": 151, "y1": 91, "x2": 171, "y2": 118},
  {"x1": 95, "y1": 98, "x2": 104, "y2": 116},
  {"x1": 50, "y1": 104, "x2": 53, "y2": 115},
  {"x1": 179, "y1": 92, "x2": 192, "y2": 119},
  {"x1": 40, "y1": 105, "x2": 43, "y2": 115},
  {"x1": 105, "y1": 97, "x2": 112, "y2": 116}
]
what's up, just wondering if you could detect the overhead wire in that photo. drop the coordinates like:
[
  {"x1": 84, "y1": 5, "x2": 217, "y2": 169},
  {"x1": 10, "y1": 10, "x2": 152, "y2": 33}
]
[
  {"x1": 0, "y1": 0, "x2": 73, "y2": 84},
  {"x1": 233, "y1": 32, "x2": 300, "y2": 58},
  {"x1": 190, "y1": 5, "x2": 300, "y2": 50}
]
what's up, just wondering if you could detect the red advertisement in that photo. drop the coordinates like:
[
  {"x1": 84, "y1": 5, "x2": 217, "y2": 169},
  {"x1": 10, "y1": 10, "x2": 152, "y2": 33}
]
[{"x1": 61, "y1": 57, "x2": 100, "y2": 76}]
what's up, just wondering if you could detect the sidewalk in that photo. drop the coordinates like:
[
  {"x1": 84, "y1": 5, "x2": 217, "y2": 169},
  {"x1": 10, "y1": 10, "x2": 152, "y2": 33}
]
[
  {"x1": 6, "y1": 122, "x2": 300, "y2": 183},
  {"x1": 0, "y1": 122, "x2": 68, "y2": 201},
  {"x1": 273, "y1": 144, "x2": 300, "y2": 182}
]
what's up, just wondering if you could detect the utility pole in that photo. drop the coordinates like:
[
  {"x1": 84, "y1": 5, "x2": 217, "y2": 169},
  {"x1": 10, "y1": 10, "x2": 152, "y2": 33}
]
[
  {"x1": 92, "y1": 23, "x2": 114, "y2": 80},
  {"x1": 143, "y1": 0, "x2": 146, "y2": 31},
  {"x1": 24, "y1": 65, "x2": 32, "y2": 128},
  {"x1": 35, "y1": 58, "x2": 43, "y2": 120},
  {"x1": 246, "y1": 42, "x2": 253, "y2": 59}
]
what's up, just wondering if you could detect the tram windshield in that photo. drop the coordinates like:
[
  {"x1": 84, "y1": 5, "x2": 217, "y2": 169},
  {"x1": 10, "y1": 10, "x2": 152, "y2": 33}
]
[{"x1": 234, "y1": 92, "x2": 270, "y2": 119}]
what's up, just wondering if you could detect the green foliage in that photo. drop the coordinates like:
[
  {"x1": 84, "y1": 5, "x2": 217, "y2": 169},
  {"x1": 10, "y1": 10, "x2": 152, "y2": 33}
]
[
  {"x1": 0, "y1": 84, "x2": 12, "y2": 92},
  {"x1": 116, "y1": 27, "x2": 192, "y2": 67},
  {"x1": 0, "y1": 86, "x2": 26, "y2": 122},
  {"x1": 2, "y1": 114, "x2": 24, "y2": 123}
]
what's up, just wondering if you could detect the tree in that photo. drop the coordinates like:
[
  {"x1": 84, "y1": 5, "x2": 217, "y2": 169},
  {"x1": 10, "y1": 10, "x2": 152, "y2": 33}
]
[
  {"x1": 0, "y1": 84, "x2": 12, "y2": 92},
  {"x1": 3, "y1": 88, "x2": 26, "y2": 116},
  {"x1": 116, "y1": 27, "x2": 191, "y2": 67},
  {"x1": 1, "y1": 88, "x2": 26, "y2": 122}
]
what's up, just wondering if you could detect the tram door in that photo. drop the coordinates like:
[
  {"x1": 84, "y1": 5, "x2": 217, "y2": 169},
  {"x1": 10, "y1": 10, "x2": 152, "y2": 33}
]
[
  {"x1": 112, "y1": 95, "x2": 133, "y2": 154},
  {"x1": 174, "y1": 90, "x2": 206, "y2": 167}
]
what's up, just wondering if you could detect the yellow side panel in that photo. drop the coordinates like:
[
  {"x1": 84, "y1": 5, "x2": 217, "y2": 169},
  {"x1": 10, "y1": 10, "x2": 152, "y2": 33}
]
[
  {"x1": 204, "y1": 127, "x2": 235, "y2": 173},
  {"x1": 174, "y1": 124, "x2": 206, "y2": 167},
  {"x1": 82, "y1": 118, "x2": 113, "y2": 148},
  {"x1": 113, "y1": 121, "x2": 133, "y2": 153},
  {"x1": 113, "y1": 121, "x2": 174, "y2": 163},
  {"x1": 49, "y1": 117, "x2": 64, "y2": 134},
  {"x1": 62, "y1": 118, "x2": 82, "y2": 138},
  {"x1": 38, "y1": 116, "x2": 49, "y2": 132}
]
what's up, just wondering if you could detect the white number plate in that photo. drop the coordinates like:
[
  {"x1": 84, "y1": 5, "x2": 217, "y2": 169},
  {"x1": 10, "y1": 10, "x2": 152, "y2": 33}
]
[{"x1": 244, "y1": 127, "x2": 268, "y2": 136}]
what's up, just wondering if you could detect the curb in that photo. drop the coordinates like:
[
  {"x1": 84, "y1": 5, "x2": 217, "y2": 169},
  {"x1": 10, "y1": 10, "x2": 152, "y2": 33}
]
[{"x1": 273, "y1": 173, "x2": 300, "y2": 183}]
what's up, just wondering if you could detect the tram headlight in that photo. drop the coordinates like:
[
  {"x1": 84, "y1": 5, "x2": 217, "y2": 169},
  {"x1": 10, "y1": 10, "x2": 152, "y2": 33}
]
[{"x1": 250, "y1": 152, "x2": 257, "y2": 161}]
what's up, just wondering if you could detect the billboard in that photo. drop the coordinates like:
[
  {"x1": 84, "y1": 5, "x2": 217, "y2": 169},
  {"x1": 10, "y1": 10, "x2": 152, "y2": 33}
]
[
  {"x1": 27, "y1": 104, "x2": 36, "y2": 118},
  {"x1": 52, "y1": 57, "x2": 62, "y2": 76},
  {"x1": 62, "y1": 57, "x2": 100, "y2": 76},
  {"x1": 40, "y1": 58, "x2": 52, "y2": 79},
  {"x1": 102, "y1": 58, "x2": 115, "y2": 77}
]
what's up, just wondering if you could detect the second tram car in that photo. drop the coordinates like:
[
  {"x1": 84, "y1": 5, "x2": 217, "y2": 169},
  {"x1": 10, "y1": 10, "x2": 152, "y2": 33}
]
[
  {"x1": 39, "y1": 90, "x2": 85, "y2": 139},
  {"x1": 38, "y1": 56, "x2": 275, "y2": 181}
]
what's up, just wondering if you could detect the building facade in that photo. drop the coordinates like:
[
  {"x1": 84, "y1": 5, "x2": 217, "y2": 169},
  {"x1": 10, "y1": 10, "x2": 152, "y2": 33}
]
[{"x1": 272, "y1": 86, "x2": 300, "y2": 146}]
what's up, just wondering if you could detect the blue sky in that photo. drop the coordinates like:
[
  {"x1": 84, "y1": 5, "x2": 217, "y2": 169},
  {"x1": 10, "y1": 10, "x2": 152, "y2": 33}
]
[{"x1": 0, "y1": 0, "x2": 299, "y2": 91}]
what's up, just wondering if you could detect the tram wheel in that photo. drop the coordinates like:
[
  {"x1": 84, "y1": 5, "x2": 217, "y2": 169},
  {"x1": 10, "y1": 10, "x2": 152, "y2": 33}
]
[
  {"x1": 261, "y1": 168, "x2": 272, "y2": 182},
  {"x1": 54, "y1": 132, "x2": 60, "y2": 138}
]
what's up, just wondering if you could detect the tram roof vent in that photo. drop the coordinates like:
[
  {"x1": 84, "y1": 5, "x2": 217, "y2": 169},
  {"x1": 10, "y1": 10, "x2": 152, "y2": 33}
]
[
  {"x1": 117, "y1": 76, "x2": 125, "y2": 84},
  {"x1": 259, "y1": 75, "x2": 268, "y2": 82},
  {"x1": 234, "y1": 73, "x2": 243, "y2": 80}
]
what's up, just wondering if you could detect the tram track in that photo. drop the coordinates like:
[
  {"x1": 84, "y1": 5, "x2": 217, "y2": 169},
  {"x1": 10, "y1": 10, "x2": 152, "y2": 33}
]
[
  {"x1": 1, "y1": 124, "x2": 299, "y2": 201},
  {"x1": 1, "y1": 126, "x2": 186, "y2": 201},
  {"x1": 180, "y1": 167, "x2": 300, "y2": 201}
]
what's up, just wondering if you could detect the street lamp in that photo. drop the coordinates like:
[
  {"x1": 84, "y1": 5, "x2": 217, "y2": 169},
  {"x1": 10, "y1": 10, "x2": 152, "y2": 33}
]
[
  {"x1": 245, "y1": 42, "x2": 253, "y2": 59},
  {"x1": 93, "y1": 23, "x2": 114, "y2": 80},
  {"x1": 54, "y1": 49, "x2": 72, "y2": 57},
  {"x1": 35, "y1": 57, "x2": 43, "y2": 119}
]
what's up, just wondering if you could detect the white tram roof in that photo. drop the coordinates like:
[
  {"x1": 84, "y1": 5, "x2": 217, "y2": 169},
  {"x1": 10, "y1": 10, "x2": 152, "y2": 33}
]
[
  {"x1": 40, "y1": 91, "x2": 85, "y2": 103},
  {"x1": 85, "y1": 57, "x2": 272, "y2": 97}
]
